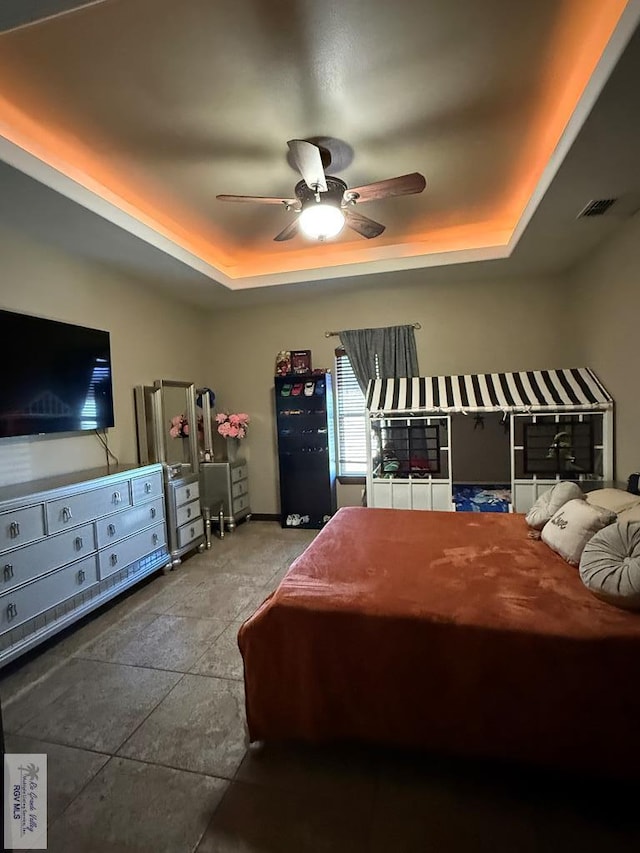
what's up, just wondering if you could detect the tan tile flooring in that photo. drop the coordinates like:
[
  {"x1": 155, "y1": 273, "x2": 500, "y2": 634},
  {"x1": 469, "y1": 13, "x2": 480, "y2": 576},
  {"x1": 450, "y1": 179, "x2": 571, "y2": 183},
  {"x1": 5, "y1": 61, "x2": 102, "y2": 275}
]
[{"x1": 1, "y1": 520, "x2": 639, "y2": 852}]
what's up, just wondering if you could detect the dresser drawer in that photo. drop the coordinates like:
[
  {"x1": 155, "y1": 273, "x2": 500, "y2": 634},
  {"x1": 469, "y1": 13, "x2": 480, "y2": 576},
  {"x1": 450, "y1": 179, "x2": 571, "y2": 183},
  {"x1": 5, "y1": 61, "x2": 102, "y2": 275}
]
[
  {"x1": 131, "y1": 471, "x2": 163, "y2": 504},
  {"x1": 0, "y1": 555, "x2": 99, "y2": 633},
  {"x1": 231, "y1": 464, "x2": 247, "y2": 484},
  {"x1": 0, "y1": 505, "x2": 46, "y2": 553},
  {"x1": 177, "y1": 516, "x2": 204, "y2": 549},
  {"x1": 232, "y1": 493, "x2": 250, "y2": 515},
  {"x1": 0, "y1": 523, "x2": 95, "y2": 594},
  {"x1": 95, "y1": 498, "x2": 165, "y2": 549},
  {"x1": 231, "y1": 478, "x2": 248, "y2": 500},
  {"x1": 47, "y1": 483, "x2": 132, "y2": 533},
  {"x1": 175, "y1": 498, "x2": 201, "y2": 528},
  {"x1": 98, "y1": 523, "x2": 167, "y2": 580},
  {"x1": 174, "y1": 480, "x2": 199, "y2": 507}
]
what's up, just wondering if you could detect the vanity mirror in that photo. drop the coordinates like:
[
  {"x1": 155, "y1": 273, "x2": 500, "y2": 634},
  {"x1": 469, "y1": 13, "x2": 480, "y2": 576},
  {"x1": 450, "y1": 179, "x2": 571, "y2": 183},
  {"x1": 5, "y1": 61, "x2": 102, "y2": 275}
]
[{"x1": 154, "y1": 379, "x2": 200, "y2": 472}]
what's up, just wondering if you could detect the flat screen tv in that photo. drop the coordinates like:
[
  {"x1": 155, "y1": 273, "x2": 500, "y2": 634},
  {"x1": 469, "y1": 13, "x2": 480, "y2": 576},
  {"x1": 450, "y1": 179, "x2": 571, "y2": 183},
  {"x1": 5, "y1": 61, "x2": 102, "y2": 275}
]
[{"x1": 0, "y1": 309, "x2": 115, "y2": 438}]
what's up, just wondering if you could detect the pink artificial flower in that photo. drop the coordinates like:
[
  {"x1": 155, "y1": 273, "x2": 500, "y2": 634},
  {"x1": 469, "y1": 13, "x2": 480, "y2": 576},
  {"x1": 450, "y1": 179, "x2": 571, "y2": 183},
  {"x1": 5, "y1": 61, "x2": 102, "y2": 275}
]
[
  {"x1": 216, "y1": 411, "x2": 250, "y2": 439},
  {"x1": 169, "y1": 413, "x2": 190, "y2": 438}
]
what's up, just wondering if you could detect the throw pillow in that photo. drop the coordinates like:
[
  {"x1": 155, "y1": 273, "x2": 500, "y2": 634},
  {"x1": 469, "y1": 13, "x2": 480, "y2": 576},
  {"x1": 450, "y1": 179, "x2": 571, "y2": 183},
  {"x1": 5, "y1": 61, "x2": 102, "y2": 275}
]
[
  {"x1": 579, "y1": 521, "x2": 640, "y2": 610},
  {"x1": 525, "y1": 481, "x2": 585, "y2": 530},
  {"x1": 585, "y1": 488, "x2": 640, "y2": 514},
  {"x1": 541, "y1": 499, "x2": 616, "y2": 566},
  {"x1": 617, "y1": 503, "x2": 640, "y2": 524}
]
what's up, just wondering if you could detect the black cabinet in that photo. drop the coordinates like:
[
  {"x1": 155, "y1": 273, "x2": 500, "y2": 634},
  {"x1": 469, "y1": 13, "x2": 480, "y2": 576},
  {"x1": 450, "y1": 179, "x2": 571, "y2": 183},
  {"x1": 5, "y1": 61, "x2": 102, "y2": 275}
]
[{"x1": 275, "y1": 372, "x2": 337, "y2": 528}]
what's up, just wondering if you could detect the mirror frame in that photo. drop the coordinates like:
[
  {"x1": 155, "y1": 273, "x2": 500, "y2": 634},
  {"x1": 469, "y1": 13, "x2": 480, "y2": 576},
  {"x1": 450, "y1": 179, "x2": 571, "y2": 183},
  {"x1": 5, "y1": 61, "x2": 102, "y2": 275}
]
[{"x1": 154, "y1": 379, "x2": 199, "y2": 472}]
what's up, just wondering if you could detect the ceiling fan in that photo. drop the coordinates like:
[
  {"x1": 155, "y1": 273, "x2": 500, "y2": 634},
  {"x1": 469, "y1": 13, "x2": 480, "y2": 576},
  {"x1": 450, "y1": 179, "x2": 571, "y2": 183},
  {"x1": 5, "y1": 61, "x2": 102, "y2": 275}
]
[{"x1": 216, "y1": 140, "x2": 426, "y2": 242}]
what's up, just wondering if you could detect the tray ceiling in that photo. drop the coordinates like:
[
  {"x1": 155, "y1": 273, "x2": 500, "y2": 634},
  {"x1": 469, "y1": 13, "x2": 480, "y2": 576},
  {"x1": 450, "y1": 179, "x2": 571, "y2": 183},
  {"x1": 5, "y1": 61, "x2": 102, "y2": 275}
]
[{"x1": 0, "y1": 0, "x2": 637, "y2": 293}]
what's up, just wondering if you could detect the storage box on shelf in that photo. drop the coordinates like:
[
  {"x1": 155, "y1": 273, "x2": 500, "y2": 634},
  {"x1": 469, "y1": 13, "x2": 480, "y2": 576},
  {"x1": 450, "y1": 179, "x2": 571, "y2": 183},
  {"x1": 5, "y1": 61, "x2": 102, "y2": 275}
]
[{"x1": 0, "y1": 463, "x2": 170, "y2": 667}]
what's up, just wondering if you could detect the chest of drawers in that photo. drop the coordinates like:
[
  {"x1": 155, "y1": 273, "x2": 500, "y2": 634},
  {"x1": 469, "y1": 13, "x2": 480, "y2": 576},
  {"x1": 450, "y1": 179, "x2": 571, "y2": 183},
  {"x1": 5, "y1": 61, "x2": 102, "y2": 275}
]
[
  {"x1": 0, "y1": 464, "x2": 170, "y2": 667},
  {"x1": 199, "y1": 460, "x2": 250, "y2": 533},
  {"x1": 163, "y1": 470, "x2": 205, "y2": 565}
]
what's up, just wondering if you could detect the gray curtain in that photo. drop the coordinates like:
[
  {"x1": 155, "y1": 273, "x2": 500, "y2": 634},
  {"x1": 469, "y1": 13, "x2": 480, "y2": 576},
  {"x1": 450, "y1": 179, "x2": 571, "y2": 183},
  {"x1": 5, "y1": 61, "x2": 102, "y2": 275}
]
[{"x1": 338, "y1": 325, "x2": 419, "y2": 392}]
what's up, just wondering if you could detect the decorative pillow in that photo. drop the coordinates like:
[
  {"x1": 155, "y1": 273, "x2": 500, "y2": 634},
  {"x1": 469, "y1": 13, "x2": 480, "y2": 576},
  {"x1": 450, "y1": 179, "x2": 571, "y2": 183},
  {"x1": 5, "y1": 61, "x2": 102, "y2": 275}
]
[
  {"x1": 585, "y1": 488, "x2": 640, "y2": 514},
  {"x1": 579, "y1": 521, "x2": 640, "y2": 610},
  {"x1": 617, "y1": 503, "x2": 640, "y2": 524},
  {"x1": 525, "y1": 482, "x2": 585, "y2": 530},
  {"x1": 541, "y1": 499, "x2": 616, "y2": 566}
]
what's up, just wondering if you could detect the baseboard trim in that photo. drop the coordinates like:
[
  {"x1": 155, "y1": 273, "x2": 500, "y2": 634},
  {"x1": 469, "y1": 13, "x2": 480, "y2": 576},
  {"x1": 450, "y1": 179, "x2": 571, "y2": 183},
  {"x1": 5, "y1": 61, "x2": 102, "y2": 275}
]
[{"x1": 250, "y1": 513, "x2": 280, "y2": 522}]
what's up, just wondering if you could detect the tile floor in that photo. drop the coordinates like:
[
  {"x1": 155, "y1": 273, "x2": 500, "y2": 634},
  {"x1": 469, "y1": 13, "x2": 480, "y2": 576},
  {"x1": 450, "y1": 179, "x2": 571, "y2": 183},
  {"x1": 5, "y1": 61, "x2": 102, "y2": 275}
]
[{"x1": 1, "y1": 520, "x2": 639, "y2": 852}]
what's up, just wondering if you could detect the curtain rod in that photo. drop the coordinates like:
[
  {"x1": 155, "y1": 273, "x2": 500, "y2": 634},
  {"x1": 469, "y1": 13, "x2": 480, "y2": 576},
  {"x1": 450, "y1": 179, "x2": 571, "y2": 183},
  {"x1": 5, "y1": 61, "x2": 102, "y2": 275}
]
[{"x1": 324, "y1": 322, "x2": 421, "y2": 338}]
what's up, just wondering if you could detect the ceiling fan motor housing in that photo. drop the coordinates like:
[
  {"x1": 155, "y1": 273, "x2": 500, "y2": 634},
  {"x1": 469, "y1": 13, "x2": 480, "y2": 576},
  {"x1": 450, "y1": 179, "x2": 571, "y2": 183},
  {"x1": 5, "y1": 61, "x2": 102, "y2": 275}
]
[{"x1": 295, "y1": 177, "x2": 347, "y2": 208}]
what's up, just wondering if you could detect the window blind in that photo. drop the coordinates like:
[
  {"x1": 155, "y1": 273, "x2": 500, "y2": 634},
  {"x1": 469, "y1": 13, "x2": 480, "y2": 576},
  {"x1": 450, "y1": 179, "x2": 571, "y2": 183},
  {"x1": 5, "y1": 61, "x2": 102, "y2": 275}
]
[{"x1": 334, "y1": 350, "x2": 373, "y2": 476}]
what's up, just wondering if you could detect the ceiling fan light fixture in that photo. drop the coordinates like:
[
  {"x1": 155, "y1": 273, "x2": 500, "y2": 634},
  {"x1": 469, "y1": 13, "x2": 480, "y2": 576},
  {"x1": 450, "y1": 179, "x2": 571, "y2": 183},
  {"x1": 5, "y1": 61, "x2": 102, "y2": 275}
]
[{"x1": 298, "y1": 202, "x2": 345, "y2": 241}]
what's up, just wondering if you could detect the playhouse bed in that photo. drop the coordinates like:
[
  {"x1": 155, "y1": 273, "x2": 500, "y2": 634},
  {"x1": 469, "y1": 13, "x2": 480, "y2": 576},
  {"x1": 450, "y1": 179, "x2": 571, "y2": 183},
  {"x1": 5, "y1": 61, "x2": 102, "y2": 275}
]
[{"x1": 238, "y1": 506, "x2": 640, "y2": 777}]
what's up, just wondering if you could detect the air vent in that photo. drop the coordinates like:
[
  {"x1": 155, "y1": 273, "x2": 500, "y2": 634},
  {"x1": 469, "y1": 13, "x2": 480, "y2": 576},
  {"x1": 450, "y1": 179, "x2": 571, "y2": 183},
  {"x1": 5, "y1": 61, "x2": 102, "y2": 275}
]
[{"x1": 577, "y1": 198, "x2": 617, "y2": 218}]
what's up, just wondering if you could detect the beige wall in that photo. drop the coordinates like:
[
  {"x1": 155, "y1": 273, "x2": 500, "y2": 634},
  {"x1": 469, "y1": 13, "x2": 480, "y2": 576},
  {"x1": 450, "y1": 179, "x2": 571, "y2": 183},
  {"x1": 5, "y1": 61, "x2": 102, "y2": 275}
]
[
  {"x1": 570, "y1": 211, "x2": 640, "y2": 481},
  {"x1": 0, "y1": 224, "x2": 212, "y2": 486},
  {"x1": 4, "y1": 209, "x2": 636, "y2": 509},
  {"x1": 207, "y1": 272, "x2": 579, "y2": 514}
]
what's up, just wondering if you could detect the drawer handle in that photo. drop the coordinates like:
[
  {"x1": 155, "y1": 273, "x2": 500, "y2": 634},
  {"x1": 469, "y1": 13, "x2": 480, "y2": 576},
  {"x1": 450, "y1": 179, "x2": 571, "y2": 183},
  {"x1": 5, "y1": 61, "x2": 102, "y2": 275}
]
[
  {"x1": 9, "y1": 521, "x2": 20, "y2": 538},
  {"x1": 6, "y1": 602, "x2": 17, "y2": 621},
  {"x1": 185, "y1": 488, "x2": 191, "y2": 499},
  {"x1": 110, "y1": 553, "x2": 118, "y2": 567},
  {"x1": 186, "y1": 507, "x2": 192, "y2": 518},
  {"x1": 62, "y1": 506, "x2": 73, "y2": 523},
  {"x1": 144, "y1": 482, "x2": 152, "y2": 493},
  {"x1": 112, "y1": 491, "x2": 122, "y2": 505},
  {"x1": 75, "y1": 536, "x2": 83, "y2": 550},
  {"x1": 3, "y1": 564, "x2": 14, "y2": 582},
  {"x1": 152, "y1": 533, "x2": 158, "y2": 545},
  {"x1": 77, "y1": 569, "x2": 86, "y2": 584},
  {"x1": 190, "y1": 527, "x2": 195, "y2": 538},
  {"x1": 107, "y1": 523, "x2": 117, "y2": 536},
  {"x1": 150, "y1": 507, "x2": 157, "y2": 519}
]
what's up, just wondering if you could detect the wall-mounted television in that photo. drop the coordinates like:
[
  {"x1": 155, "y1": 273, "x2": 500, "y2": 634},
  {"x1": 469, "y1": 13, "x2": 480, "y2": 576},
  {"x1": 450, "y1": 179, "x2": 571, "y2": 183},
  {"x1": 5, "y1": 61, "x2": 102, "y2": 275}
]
[{"x1": 0, "y1": 309, "x2": 115, "y2": 438}]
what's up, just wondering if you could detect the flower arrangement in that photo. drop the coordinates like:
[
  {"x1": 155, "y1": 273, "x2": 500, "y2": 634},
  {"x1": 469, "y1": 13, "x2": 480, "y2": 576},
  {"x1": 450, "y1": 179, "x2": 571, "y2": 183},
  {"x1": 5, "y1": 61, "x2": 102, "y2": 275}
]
[
  {"x1": 169, "y1": 413, "x2": 203, "y2": 438},
  {"x1": 216, "y1": 412, "x2": 250, "y2": 439}
]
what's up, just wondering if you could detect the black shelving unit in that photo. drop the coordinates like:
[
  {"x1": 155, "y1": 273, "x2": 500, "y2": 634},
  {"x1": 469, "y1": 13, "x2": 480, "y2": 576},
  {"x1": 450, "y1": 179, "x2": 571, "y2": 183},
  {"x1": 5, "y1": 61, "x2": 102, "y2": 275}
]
[{"x1": 275, "y1": 372, "x2": 337, "y2": 529}]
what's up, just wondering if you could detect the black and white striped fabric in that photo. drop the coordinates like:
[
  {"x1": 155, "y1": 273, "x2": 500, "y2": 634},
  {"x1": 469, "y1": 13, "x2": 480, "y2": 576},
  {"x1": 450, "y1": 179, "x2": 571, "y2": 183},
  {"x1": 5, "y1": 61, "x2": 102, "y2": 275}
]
[{"x1": 365, "y1": 368, "x2": 612, "y2": 414}]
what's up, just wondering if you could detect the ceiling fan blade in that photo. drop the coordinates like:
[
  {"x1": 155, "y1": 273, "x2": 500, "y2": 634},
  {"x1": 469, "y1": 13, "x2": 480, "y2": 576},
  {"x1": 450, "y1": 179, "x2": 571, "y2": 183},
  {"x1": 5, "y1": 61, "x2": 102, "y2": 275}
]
[
  {"x1": 273, "y1": 219, "x2": 300, "y2": 242},
  {"x1": 287, "y1": 140, "x2": 328, "y2": 192},
  {"x1": 344, "y1": 209, "x2": 386, "y2": 239},
  {"x1": 345, "y1": 172, "x2": 426, "y2": 204},
  {"x1": 216, "y1": 194, "x2": 297, "y2": 206}
]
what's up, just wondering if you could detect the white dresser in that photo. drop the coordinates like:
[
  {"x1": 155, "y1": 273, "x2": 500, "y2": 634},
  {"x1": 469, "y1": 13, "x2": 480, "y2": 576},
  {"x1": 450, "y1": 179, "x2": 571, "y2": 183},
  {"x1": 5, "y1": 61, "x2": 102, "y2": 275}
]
[{"x1": 0, "y1": 463, "x2": 170, "y2": 667}]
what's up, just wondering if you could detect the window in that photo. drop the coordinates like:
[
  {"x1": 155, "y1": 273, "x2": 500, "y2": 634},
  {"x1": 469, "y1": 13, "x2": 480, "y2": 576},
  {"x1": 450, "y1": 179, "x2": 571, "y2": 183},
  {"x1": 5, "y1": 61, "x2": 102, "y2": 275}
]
[
  {"x1": 334, "y1": 349, "x2": 375, "y2": 477},
  {"x1": 523, "y1": 419, "x2": 594, "y2": 477}
]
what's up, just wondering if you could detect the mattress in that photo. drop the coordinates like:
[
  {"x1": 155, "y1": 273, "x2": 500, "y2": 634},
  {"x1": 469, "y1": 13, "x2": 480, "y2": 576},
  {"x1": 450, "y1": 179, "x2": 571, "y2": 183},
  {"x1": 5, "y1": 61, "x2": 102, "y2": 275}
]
[{"x1": 238, "y1": 507, "x2": 640, "y2": 776}]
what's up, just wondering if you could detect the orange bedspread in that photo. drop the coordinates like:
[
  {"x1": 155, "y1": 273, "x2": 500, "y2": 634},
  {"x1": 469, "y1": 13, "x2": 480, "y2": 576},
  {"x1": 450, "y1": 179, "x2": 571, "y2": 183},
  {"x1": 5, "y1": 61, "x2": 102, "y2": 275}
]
[{"x1": 238, "y1": 507, "x2": 640, "y2": 776}]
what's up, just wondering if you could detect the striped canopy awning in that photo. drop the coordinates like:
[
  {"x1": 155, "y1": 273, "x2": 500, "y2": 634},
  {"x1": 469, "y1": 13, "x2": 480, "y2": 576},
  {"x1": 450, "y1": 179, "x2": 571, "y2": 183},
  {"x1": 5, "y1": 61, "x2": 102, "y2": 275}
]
[{"x1": 366, "y1": 368, "x2": 613, "y2": 415}]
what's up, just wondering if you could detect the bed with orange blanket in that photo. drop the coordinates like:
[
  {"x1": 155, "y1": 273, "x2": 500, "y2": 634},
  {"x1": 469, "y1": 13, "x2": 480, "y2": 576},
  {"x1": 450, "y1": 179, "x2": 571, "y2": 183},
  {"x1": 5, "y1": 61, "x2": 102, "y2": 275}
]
[{"x1": 238, "y1": 507, "x2": 640, "y2": 776}]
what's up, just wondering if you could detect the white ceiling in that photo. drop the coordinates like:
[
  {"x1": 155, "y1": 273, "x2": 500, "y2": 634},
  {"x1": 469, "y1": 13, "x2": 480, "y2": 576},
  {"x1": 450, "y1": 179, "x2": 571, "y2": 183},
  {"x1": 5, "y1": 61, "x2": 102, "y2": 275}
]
[{"x1": 0, "y1": 0, "x2": 639, "y2": 307}]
